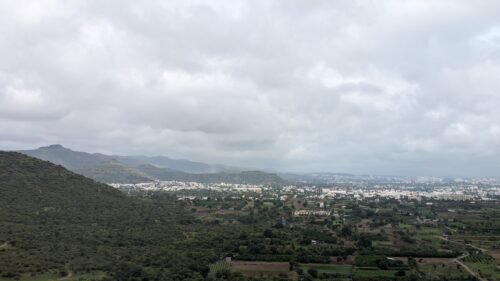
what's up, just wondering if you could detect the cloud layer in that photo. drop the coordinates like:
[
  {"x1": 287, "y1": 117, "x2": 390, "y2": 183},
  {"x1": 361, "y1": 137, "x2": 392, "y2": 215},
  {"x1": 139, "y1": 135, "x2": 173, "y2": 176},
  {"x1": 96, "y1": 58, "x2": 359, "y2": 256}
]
[{"x1": 1, "y1": 0, "x2": 500, "y2": 176}]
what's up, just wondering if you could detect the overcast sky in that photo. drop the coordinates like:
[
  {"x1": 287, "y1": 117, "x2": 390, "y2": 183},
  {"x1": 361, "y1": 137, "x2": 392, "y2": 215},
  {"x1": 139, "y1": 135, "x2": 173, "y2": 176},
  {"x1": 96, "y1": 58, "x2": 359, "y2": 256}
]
[{"x1": 1, "y1": 1, "x2": 500, "y2": 176}]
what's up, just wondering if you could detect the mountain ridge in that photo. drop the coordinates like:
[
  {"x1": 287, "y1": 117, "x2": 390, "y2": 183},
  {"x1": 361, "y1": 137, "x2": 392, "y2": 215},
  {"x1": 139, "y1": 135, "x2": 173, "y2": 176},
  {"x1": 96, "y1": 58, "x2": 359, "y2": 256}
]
[
  {"x1": 18, "y1": 144, "x2": 233, "y2": 173},
  {"x1": 17, "y1": 144, "x2": 285, "y2": 185}
]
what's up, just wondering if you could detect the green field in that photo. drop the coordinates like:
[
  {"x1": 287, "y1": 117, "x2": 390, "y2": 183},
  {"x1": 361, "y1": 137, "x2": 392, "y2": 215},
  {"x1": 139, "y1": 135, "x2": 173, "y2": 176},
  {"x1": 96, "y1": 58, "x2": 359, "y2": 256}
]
[
  {"x1": 398, "y1": 223, "x2": 413, "y2": 230},
  {"x1": 352, "y1": 267, "x2": 402, "y2": 277},
  {"x1": 209, "y1": 261, "x2": 232, "y2": 277},
  {"x1": 419, "y1": 264, "x2": 471, "y2": 279},
  {"x1": 463, "y1": 254, "x2": 500, "y2": 280},
  {"x1": 299, "y1": 264, "x2": 352, "y2": 275}
]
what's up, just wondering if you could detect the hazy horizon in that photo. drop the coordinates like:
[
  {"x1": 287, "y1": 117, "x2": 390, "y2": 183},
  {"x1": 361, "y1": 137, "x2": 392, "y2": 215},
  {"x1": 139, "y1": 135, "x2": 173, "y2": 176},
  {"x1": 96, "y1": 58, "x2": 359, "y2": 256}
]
[
  {"x1": 2, "y1": 1, "x2": 500, "y2": 176},
  {"x1": 6, "y1": 143, "x2": 498, "y2": 178}
]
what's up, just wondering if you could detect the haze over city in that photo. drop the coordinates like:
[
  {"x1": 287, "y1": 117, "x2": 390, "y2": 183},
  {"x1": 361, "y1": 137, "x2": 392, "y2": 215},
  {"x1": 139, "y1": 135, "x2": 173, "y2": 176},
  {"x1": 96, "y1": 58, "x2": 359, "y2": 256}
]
[{"x1": 2, "y1": 0, "x2": 500, "y2": 176}]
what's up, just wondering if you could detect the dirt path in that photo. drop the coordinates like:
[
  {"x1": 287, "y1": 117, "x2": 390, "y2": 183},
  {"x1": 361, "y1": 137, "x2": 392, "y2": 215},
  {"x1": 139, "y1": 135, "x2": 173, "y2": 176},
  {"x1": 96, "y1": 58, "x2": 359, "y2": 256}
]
[
  {"x1": 445, "y1": 226, "x2": 458, "y2": 233},
  {"x1": 436, "y1": 236, "x2": 487, "y2": 252},
  {"x1": 467, "y1": 244, "x2": 488, "y2": 253},
  {"x1": 454, "y1": 254, "x2": 487, "y2": 281},
  {"x1": 436, "y1": 236, "x2": 487, "y2": 281}
]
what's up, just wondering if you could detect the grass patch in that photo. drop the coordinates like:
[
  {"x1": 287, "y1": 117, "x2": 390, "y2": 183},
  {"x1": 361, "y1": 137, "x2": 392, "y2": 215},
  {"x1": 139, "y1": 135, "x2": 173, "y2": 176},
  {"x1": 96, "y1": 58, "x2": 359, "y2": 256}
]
[
  {"x1": 299, "y1": 264, "x2": 352, "y2": 275},
  {"x1": 464, "y1": 256, "x2": 500, "y2": 280},
  {"x1": 353, "y1": 267, "x2": 401, "y2": 277}
]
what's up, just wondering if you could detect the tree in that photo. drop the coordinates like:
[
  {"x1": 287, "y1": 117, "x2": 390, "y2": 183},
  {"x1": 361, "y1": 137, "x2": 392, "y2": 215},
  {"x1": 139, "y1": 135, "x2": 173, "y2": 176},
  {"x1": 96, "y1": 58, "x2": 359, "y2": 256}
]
[
  {"x1": 356, "y1": 235, "x2": 372, "y2": 248},
  {"x1": 307, "y1": 268, "x2": 318, "y2": 278},
  {"x1": 341, "y1": 226, "x2": 352, "y2": 237},
  {"x1": 263, "y1": 229, "x2": 274, "y2": 238},
  {"x1": 395, "y1": 270, "x2": 406, "y2": 277}
]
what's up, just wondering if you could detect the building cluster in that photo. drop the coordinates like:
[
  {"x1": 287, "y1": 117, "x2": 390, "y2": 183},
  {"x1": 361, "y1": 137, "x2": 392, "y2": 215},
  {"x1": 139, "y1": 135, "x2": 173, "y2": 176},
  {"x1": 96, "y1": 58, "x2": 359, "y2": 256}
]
[
  {"x1": 321, "y1": 188, "x2": 478, "y2": 201},
  {"x1": 110, "y1": 181, "x2": 263, "y2": 193},
  {"x1": 293, "y1": 209, "x2": 331, "y2": 217},
  {"x1": 110, "y1": 180, "x2": 499, "y2": 202},
  {"x1": 320, "y1": 185, "x2": 498, "y2": 201}
]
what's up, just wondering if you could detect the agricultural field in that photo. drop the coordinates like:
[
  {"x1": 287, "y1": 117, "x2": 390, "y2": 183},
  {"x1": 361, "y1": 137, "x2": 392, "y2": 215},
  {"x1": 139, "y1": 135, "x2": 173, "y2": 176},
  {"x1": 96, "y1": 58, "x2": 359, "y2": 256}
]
[
  {"x1": 210, "y1": 261, "x2": 297, "y2": 279},
  {"x1": 299, "y1": 264, "x2": 353, "y2": 276},
  {"x1": 3, "y1": 162, "x2": 500, "y2": 281},
  {"x1": 418, "y1": 263, "x2": 472, "y2": 280},
  {"x1": 463, "y1": 253, "x2": 500, "y2": 280},
  {"x1": 352, "y1": 268, "x2": 403, "y2": 278},
  {"x1": 3, "y1": 198, "x2": 498, "y2": 281},
  {"x1": 178, "y1": 196, "x2": 500, "y2": 281},
  {"x1": 209, "y1": 261, "x2": 232, "y2": 276},
  {"x1": 490, "y1": 250, "x2": 500, "y2": 264},
  {"x1": 232, "y1": 261, "x2": 290, "y2": 274}
]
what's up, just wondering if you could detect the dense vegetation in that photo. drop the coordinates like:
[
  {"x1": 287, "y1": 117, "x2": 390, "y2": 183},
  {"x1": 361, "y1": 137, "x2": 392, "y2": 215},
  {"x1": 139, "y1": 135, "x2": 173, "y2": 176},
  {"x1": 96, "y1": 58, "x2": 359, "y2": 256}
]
[
  {"x1": 0, "y1": 152, "x2": 219, "y2": 280},
  {"x1": 1, "y1": 152, "x2": 499, "y2": 281}
]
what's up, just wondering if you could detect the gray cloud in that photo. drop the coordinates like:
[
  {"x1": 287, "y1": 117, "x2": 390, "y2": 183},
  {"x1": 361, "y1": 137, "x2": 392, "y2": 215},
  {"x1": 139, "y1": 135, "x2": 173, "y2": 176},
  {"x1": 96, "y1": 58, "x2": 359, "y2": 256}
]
[{"x1": 1, "y1": 0, "x2": 500, "y2": 176}]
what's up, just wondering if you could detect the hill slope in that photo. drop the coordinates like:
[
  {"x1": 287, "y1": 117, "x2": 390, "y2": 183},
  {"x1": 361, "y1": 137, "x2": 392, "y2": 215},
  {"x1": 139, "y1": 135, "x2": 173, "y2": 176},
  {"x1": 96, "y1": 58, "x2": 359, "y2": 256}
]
[
  {"x1": 136, "y1": 164, "x2": 285, "y2": 185},
  {"x1": 0, "y1": 152, "x2": 217, "y2": 280},
  {"x1": 0, "y1": 151, "x2": 126, "y2": 222},
  {"x1": 75, "y1": 160, "x2": 153, "y2": 184}
]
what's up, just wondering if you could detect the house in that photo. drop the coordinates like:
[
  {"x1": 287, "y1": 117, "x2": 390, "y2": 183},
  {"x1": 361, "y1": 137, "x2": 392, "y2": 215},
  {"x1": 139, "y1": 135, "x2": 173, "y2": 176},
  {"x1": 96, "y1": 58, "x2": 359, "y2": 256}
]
[{"x1": 293, "y1": 209, "x2": 331, "y2": 217}]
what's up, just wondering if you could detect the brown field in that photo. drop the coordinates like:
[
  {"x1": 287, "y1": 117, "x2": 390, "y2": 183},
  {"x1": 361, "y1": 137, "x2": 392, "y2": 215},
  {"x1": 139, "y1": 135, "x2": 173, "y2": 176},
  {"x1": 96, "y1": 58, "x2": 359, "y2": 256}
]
[
  {"x1": 489, "y1": 250, "x2": 500, "y2": 263},
  {"x1": 232, "y1": 261, "x2": 296, "y2": 279}
]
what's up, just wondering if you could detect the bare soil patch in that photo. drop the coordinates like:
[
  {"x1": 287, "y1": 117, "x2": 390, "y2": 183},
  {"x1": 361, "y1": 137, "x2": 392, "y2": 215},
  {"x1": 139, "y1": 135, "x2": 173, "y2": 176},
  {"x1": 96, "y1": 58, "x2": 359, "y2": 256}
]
[{"x1": 489, "y1": 250, "x2": 500, "y2": 263}]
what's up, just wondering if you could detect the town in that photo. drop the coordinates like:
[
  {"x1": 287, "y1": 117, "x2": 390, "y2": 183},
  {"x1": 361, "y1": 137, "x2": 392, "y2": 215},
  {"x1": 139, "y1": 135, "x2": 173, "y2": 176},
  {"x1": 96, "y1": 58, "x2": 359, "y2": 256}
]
[
  {"x1": 110, "y1": 180, "x2": 500, "y2": 202},
  {"x1": 106, "y1": 179, "x2": 500, "y2": 280}
]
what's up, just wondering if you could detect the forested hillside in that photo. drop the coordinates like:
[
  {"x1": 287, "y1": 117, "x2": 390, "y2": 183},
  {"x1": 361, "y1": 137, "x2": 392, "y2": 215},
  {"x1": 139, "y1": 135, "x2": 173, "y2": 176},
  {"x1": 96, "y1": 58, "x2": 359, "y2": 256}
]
[{"x1": 0, "y1": 152, "x2": 219, "y2": 280}]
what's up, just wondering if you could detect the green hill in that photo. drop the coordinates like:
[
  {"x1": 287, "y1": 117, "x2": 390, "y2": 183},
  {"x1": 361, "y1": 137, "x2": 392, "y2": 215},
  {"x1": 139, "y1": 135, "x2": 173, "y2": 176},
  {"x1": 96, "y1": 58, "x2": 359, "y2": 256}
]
[
  {"x1": 136, "y1": 164, "x2": 286, "y2": 185},
  {"x1": 75, "y1": 160, "x2": 153, "y2": 184},
  {"x1": 0, "y1": 152, "x2": 127, "y2": 222},
  {"x1": 0, "y1": 152, "x2": 217, "y2": 280}
]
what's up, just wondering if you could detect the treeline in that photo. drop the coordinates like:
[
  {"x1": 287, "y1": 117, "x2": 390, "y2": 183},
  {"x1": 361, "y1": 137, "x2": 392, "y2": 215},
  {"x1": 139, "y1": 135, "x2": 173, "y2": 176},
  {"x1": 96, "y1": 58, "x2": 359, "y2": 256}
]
[
  {"x1": 236, "y1": 254, "x2": 330, "y2": 264},
  {"x1": 363, "y1": 246, "x2": 461, "y2": 258}
]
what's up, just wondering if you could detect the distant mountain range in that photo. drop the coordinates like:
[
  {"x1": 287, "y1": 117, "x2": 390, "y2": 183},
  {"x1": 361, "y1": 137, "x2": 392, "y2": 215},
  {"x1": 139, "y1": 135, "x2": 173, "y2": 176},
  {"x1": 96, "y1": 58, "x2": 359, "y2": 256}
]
[{"x1": 17, "y1": 144, "x2": 285, "y2": 185}]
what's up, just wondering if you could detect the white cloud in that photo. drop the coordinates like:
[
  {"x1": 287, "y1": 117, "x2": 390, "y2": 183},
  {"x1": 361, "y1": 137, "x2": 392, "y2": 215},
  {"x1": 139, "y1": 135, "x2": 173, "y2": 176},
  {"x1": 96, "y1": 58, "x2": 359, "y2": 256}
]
[{"x1": 1, "y1": 0, "x2": 500, "y2": 176}]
